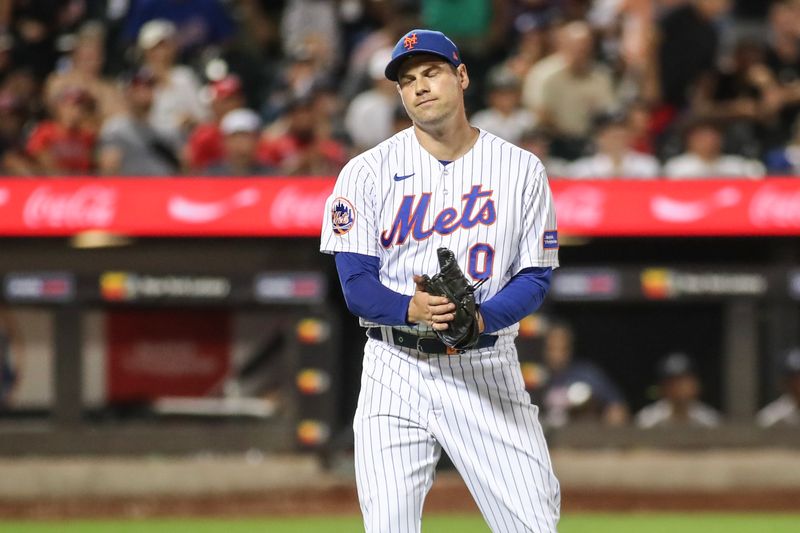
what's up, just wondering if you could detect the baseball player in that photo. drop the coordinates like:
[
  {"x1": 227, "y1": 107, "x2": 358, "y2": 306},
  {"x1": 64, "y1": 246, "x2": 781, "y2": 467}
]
[{"x1": 320, "y1": 29, "x2": 560, "y2": 532}]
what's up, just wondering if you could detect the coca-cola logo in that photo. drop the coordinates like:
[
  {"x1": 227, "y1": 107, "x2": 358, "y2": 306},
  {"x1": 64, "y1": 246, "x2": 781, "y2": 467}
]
[
  {"x1": 24, "y1": 185, "x2": 117, "y2": 229},
  {"x1": 552, "y1": 185, "x2": 605, "y2": 228},
  {"x1": 270, "y1": 185, "x2": 330, "y2": 229},
  {"x1": 749, "y1": 186, "x2": 800, "y2": 228}
]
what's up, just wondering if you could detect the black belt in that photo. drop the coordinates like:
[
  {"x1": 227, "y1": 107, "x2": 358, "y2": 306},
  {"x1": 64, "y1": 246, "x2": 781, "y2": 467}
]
[{"x1": 367, "y1": 327, "x2": 497, "y2": 354}]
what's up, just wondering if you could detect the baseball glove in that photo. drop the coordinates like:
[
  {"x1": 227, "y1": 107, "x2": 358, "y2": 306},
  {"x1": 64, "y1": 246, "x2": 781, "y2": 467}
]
[{"x1": 421, "y1": 247, "x2": 486, "y2": 351}]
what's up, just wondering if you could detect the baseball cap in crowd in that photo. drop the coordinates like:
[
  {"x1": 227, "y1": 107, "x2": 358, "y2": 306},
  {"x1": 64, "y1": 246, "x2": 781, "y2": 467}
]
[
  {"x1": 210, "y1": 75, "x2": 242, "y2": 101},
  {"x1": 784, "y1": 348, "x2": 800, "y2": 375},
  {"x1": 220, "y1": 108, "x2": 261, "y2": 135},
  {"x1": 384, "y1": 29, "x2": 462, "y2": 81},
  {"x1": 657, "y1": 352, "x2": 695, "y2": 380},
  {"x1": 138, "y1": 19, "x2": 176, "y2": 50}
]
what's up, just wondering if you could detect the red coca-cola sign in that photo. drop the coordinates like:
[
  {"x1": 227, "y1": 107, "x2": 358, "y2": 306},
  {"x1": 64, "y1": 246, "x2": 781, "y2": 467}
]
[
  {"x1": 23, "y1": 184, "x2": 118, "y2": 229},
  {"x1": 0, "y1": 177, "x2": 798, "y2": 237}
]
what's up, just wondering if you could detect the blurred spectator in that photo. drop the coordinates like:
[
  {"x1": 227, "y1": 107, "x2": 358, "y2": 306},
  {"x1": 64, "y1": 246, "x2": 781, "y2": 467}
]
[
  {"x1": 502, "y1": 12, "x2": 551, "y2": 83},
  {"x1": 26, "y1": 86, "x2": 96, "y2": 175},
  {"x1": 765, "y1": 115, "x2": 800, "y2": 174},
  {"x1": 534, "y1": 21, "x2": 617, "y2": 159},
  {"x1": 568, "y1": 112, "x2": 661, "y2": 178},
  {"x1": 657, "y1": 0, "x2": 731, "y2": 112},
  {"x1": 137, "y1": 19, "x2": 209, "y2": 140},
  {"x1": 262, "y1": 47, "x2": 328, "y2": 123},
  {"x1": 206, "y1": 109, "x2": 275, "y2": 176},
  {"x1": 259, "y1": 95, "x2": 347, "y2": 176},
  {"x1": 45, "y1": 22, "x2": 125, "y2": 122},
  {"x1": 0, "y1": 90, "x2": 36, "y2": 175},
  {"x1": 757, "y1": 348, "x2": 800, "y2": 427},
  {"x1": 664, "y1": 118, "x2": 766, "y2": 178},
  {"x1": 692, "y1": 38, "x2": 780, "y2": 157},
  {"x1": 522, "y1": 19, "x2": 567, "y2": 113},
  {"x1": 281, "y1": 0, "x2": 341, "y2": 76},
  {"x1": 124, "y1": 0, "x2": 236, "y2": 59},
  {"x1": 6, "y1": 0, "x2": 62, "y2": 80},
  {"x1": 636, "y1": 352, "x2": 722, "y2": 428},
  {"x1": 186, "y1": 75, "x2": 246, "y2": 172},
  {"x1": 761, "y1": 0, "x2": 800, "y2": 146},
  {"x1": 344, "y1": 47, "x2": 397, "y2": 152},
  {"x1": 518, "y1": 127, "x2": 570, "y2": 177},
  {"x1": 0, "y1": 310, "x2": 22, "y2": 408},
  {"x1": 470, "y1": 67, "x2": 537, "y2": 145},
  {"x1": 539, "y1": 322, "x2": 629, "y2": 428},
  {"x1": 96, "y1": 68, "x2": 182, "y2": 176}
]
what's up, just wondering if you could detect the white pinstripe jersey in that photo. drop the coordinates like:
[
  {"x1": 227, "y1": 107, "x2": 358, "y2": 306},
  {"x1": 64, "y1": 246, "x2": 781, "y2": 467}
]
[{"x1": 320, "y1": 127, "x2": 559, "y2": 336}]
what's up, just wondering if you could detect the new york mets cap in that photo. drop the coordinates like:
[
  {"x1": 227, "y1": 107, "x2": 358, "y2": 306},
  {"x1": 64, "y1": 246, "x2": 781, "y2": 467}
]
[{"x1": 385, "y1": 29, "x2": 462, "y2": 81}]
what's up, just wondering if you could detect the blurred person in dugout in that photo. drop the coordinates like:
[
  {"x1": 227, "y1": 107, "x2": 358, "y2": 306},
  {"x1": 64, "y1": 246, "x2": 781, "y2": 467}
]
[
  {"x1": 185, "y1": 75, "x2": 247, "y2": 173},
  {"x1": 539, "y1": 321, "x2": 629, "y2": 428},
  {"x1": 757, "y1": 348, "x2": 800, "y2": 427},
  {"x1": 135, "y1": 19, "x2": 209, "y2": 141},
  {"x1": 205, "y1": 109, "x2": 276, "y2": 176},
  {"x1": 470, "y1": 66, "x2": 537, "y2": 145},
  {"x1": 663, "y1": 118, "x2": 766, "y2": 178},
  {"x1": 96, "y1": 67, "x2": 182, "y2": 176},
  {"x1": 636, "y1": 352, "x2": 722, "y2": 428},
  {"x1": 567, "y1": 111, "x2": 661, "y2": 179},
  {"x1": 26, "y1": 86, "x2": 97, "y2": 175},
  {"x1": 0, "y1": 309, "x2": 22, "y2": 409}
]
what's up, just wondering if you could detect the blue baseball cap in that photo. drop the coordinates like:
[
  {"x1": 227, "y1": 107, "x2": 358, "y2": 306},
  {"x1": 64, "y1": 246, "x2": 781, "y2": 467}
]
[{"x1": 385, "y1": 29, "x2": 462, "y2": 81}]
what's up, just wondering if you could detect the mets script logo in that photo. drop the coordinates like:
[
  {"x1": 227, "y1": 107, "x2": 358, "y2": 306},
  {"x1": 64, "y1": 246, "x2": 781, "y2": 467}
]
[
  {"x1": 331, "y1": 197, "x2": 356, "y2": 235},
  {"x1": 403, "y1": 33, "x2": 418, "y2": 50},
  {"x1": 380, "y1": 185, "x2": 496, "y2": 248}
]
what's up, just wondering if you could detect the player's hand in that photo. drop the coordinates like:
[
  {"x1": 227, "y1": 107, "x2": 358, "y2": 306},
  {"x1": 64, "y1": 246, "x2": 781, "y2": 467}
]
[{"x1": 408, "y1": 275, "x2": 456, "y2": 330}]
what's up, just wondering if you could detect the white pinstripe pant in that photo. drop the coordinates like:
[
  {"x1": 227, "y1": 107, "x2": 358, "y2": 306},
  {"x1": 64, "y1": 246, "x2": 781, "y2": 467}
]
[{"x1": 354, "y1": 337, "x2": 561, "y2": 532}]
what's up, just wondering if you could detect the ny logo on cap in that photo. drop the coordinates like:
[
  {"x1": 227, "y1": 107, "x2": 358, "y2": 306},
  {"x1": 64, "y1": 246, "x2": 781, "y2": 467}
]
[{"x1": 403, "y1": 33, "x2": 418, "y2": 50}]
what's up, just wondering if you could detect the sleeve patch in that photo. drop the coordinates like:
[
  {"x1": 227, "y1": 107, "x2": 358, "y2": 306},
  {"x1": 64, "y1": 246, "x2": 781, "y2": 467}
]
[
  {"x1": 331, "y1": 197, "x2": 356, "y2": 235},
  {"x1": 543, "y1": 230, "x2": 559, "y2": 249}
]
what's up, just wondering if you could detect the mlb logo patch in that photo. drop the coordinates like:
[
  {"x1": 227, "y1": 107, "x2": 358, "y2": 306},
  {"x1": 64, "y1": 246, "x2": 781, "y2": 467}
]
[
  {"x1": 331, "y1": 197, "x2": 356, "y2": 235},
  {"x1": 543, "y1": 230, "x2": 558, "y2": 249}
]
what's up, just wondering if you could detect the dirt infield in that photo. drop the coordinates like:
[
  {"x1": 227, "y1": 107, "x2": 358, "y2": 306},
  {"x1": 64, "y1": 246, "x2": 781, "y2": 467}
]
[{"x1": 2, "y1": 474, "x2": 799, "y2": 520}]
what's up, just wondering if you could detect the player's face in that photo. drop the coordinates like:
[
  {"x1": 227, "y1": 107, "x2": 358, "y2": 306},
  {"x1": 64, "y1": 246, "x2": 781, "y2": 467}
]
[{"x1": 396, "y1": 55, "x2": 469, "y2": 128}]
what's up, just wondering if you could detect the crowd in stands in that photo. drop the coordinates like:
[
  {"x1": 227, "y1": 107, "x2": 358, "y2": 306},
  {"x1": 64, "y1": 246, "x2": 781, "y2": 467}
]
[{"x1": 0, "y1": 0, "x2": 799, "y2": 178}]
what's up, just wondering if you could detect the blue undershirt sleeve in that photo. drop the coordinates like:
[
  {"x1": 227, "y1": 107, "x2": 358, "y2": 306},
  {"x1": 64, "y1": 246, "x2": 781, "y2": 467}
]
[
  {"x1": 335, "y1": 252, "x2": 412, "y2": 326},
  {"x1": 479, "y1": 267, "x2": 552, "y2": 333}
]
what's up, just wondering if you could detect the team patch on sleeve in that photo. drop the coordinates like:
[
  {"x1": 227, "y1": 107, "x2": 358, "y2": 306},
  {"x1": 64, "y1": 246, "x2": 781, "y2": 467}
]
[
  {"x1": 543, "y1": 230, "x2": 558, "y2": 249},
  {"x1": 331, "y1": 197, "x2": 356, "y2": 235}
]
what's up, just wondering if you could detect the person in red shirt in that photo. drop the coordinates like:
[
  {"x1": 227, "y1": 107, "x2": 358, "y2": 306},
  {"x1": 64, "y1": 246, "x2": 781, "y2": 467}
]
[
  {"x1": 184, "y1": 75, "x2": 245, "y2": 172},
  {"x1": 26, "y1": 87, "x2": 97, "y2": 175},
  {"x1": 258, "y1": 94, "x2": 347, "y2": 176}
]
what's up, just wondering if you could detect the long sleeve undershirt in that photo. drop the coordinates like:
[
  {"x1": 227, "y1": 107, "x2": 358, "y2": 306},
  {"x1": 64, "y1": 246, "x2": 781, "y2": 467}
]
[{"x1": 335, "y1": 252, "x2": 552, "y2": 333}]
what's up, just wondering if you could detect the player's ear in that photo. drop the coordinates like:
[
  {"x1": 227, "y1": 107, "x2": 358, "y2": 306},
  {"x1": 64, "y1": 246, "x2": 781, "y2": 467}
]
[{"x1": 457, "y1": 64, "x2": 469, "y2": 90}]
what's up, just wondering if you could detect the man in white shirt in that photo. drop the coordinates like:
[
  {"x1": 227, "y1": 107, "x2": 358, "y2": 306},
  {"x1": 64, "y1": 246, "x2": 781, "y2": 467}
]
[
  {"x1": 636, "y1": 352, "x2": 722, "y2": 428},
  {"x1": 664, "y1": 119, "x2": 765, "y2": 178},
  {"x1": 568, "y1": 112, "x2": 660, "y2": 179},
  {"x1": 344, "y1": 48, "x2": 398, "y2": 151},
  {"x1": 757, "y1": 348, "x2": 800, "y2": 428}
]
